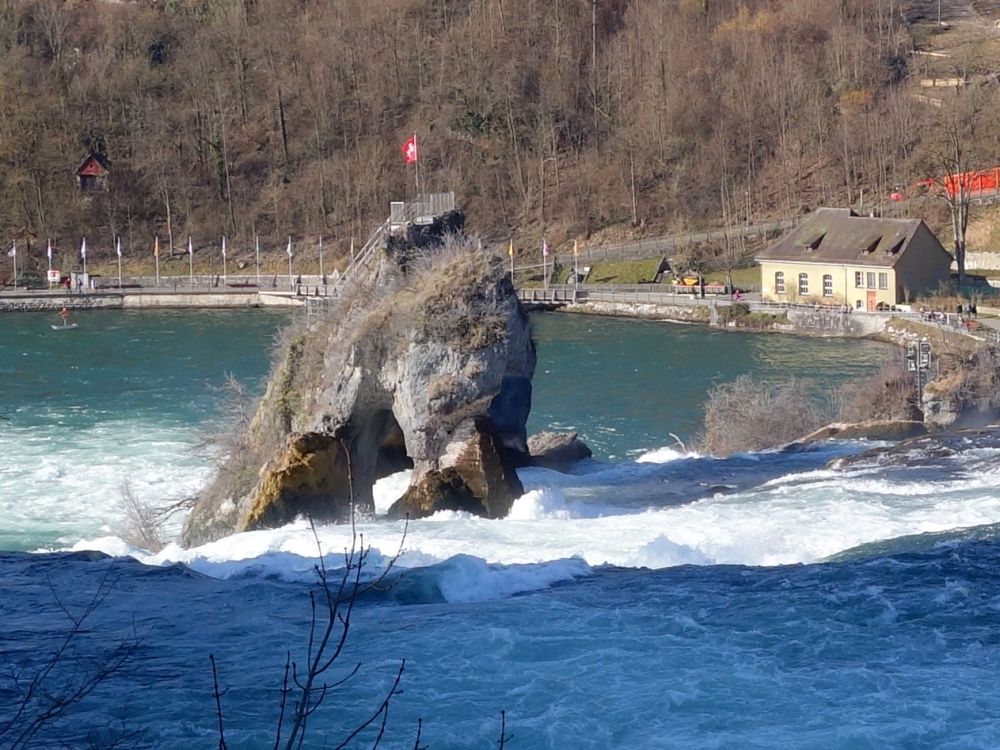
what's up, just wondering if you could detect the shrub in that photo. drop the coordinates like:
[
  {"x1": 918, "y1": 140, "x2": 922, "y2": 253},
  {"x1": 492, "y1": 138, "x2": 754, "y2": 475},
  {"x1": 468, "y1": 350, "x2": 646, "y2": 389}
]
[
  {"x1": 835, "y1": 357, "x2": 920, "y2": 422},
  {"x1": 699, "y1": 374, "x2": 826, "y2": 456}
]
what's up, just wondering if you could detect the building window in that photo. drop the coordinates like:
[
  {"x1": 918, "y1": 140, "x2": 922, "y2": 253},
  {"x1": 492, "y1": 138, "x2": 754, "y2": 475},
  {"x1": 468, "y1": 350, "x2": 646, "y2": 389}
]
[
  {"x1": 855, "y1": 271, "x2": 863, "y2": 288},
  {"x1": 775, "y1": 271, "x2": 785, "y2": 294},
  {"x1": 823, "y1": 274, "x2": 833, "y2": 297},
  {"x1": 866, "y1": 272, "x2": 876, "y2": 288},
  {"x1": 878, "y1": 272, "x2": 888, "y2": 290},
  {"x1": 799, "y1": 273, "x2": 809, "y2": 295}
]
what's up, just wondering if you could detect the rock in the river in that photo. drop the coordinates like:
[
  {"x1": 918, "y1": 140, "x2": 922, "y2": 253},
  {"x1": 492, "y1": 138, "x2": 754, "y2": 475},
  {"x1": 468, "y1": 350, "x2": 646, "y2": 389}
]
[
  {"x1": 181, "y1": 239, "x2": 535, "y2": 547},
  {"x1": 798, "y1": 420, "x2": 928, "y2": 444},
  {"x1": 527, "y1": 431, "x2": 593, "y2": 471}
]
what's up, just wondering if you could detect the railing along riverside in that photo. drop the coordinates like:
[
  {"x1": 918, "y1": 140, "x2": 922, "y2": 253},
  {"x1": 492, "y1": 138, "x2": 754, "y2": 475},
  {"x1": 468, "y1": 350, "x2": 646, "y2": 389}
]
[{"x1": 548, "y1": 218, "x2": 801, "y2": 265}]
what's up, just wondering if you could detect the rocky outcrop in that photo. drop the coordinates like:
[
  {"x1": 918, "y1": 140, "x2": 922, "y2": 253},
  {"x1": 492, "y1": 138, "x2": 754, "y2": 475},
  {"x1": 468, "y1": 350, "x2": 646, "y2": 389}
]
[
  {"x1": 181, "y1": 241, "x2": 535, "y2": 547},
  {"x1": 527, "y1": 431, "x2": 593, "y2": 471},
  {"x1": 798, "y1": 420, "x2": 928, "y2": 444}
]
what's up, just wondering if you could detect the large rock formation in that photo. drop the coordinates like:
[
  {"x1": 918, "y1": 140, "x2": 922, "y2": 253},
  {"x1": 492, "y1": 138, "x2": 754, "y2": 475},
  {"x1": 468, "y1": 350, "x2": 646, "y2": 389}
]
[{"x1": 181, "y1": 240, "x2": 535, "y2": 547}]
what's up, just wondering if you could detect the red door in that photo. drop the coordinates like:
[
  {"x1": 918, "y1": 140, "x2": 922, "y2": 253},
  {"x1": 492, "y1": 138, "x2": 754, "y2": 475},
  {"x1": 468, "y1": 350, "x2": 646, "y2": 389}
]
[{"x1": 866, "y1": 291, "x2": 877, "y2": 312}]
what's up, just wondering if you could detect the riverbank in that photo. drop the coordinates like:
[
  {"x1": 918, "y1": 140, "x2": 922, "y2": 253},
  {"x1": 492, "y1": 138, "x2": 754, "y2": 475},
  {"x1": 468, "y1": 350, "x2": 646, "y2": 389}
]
[
  {"x1": 0, "y1": 287, "x2": 305, "y2": 312},
  {"x1": 530, "y1": 294, "x2": 1000, "y2": 346}
]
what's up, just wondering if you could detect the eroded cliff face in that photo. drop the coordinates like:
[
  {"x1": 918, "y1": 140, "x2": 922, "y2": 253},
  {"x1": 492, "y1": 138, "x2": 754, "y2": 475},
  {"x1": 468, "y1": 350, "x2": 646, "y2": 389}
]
[{"x1": 181, "y1": 242, "x2": 535, "y2": 547}]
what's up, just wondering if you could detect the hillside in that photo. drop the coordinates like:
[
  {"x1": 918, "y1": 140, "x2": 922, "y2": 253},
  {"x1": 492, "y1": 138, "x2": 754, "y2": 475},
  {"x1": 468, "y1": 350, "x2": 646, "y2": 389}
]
[{"x1": 0, "y1": 0, "x2": 998, "y2": 273}]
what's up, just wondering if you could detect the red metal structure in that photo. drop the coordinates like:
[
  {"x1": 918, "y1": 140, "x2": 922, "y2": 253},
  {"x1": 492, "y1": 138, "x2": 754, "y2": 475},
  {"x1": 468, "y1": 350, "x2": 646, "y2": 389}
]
[{"x1": 943, "y1": 167, "x2": 1000, "y2": 199}]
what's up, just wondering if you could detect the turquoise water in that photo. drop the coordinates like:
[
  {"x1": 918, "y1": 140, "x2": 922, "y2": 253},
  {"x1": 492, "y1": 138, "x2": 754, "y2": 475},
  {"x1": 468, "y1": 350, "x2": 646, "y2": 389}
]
[
  {"x1": 0, "y1": 309, "x2": 290, "y2": 550},
  {"x1": 0, "y1": 308, "x2": 289, "y2": 428},
  {"x1": 528, "y1": 313, "x2": 890, "y2": 457}
]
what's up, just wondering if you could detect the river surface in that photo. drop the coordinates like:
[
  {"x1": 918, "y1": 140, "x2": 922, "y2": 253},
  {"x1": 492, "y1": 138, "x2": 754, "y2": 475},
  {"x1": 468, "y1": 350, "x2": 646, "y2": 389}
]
[{"x1": 3, "y1": 308, "x2": 1000, "y2": 749}]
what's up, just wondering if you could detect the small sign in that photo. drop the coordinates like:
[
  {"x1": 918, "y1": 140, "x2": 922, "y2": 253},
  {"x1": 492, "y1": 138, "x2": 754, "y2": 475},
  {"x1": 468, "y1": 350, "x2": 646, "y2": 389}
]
[{"x1": 47, "y1": 269, "x2": 60, "y2": 282}]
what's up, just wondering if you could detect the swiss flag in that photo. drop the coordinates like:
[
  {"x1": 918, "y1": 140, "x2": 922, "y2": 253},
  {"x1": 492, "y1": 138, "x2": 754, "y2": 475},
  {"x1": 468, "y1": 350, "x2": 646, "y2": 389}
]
[{"x1": 402, "y1": 135, "x2": 418, "y2": 164}]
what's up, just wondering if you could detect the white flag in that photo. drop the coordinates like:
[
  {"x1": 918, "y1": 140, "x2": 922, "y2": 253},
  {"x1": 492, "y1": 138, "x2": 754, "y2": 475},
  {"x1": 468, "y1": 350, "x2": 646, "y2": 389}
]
[
  {"x1": 542, "y1": 239, "x2": 549, "y2": 257},
  {"x1": 188, "y1": 237, "x2": 193, "y2": 256},
  {"x1": 80, "y1": 238, "x2": 86, "y2": 259},
  {"x1": 6, "y1": 241, "x2": 15, "y2": 258},
  {"x1": 46, "y1": 239, "x2": 52, "y2": 260},
  {"x1": 221, "y1": 236, "x2": 227, "y2": 258},
  {"x1": 116, "y1": 237, "x2": 122, "y2": 258},
  {"x1": 286, "y1": 237, "x2": 293, "y2": 258}
]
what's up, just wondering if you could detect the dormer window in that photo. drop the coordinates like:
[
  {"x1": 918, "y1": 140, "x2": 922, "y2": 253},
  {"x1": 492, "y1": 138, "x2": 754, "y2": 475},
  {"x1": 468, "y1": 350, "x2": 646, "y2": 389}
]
[
  {"x1": 885, "y1": 239, "x2": 904, "y2": 256},
  {"x1": 861, "y1": 237, "x2": 880, "y2": 255},
  {"x1": 802, "y1": 233, "x2": 825, "y2": 252}
]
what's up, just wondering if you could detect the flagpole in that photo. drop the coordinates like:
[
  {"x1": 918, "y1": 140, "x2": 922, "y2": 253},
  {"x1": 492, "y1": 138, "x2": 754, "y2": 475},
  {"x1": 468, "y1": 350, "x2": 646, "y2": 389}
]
[
  {"x1": 222, "y1": 236, "x2": 228, "y2": 286},
  {"x1": 188, "y1": 236, "x2": 194, "y2": 288},
  {"x1": 10, "y1": 241, "x2": 16, "y2": 289},
  {"x1": 542, "y1": 238, "x2": 548, "y2": 291},
  {"x1": 46, "y1": 239, "x2": 52, "y2": 288},
  {"x1": 255, "y1": 233, "x2": 261, "y2": 287},
  {"x1": 413, "y1": 132, "x2": 420, "y2": 198},
  {"x1": 81, "y1": 237, "x2": 87, "y2": 278},
  {"x1": 154, "y1": 237, "x2": 161, "y2": 287},
  {"x1": 318, "y1": 235, "x2": 324, "y2": 281},
  {"x1": 116, "y1": 237, "x2": 122, "y2": 290},
  {"x1": 509, "y1": 239, "x2": 514, "y2": 281},
  {"x1": 287, "y1": 236, "x2": 293, "y2": 290}
]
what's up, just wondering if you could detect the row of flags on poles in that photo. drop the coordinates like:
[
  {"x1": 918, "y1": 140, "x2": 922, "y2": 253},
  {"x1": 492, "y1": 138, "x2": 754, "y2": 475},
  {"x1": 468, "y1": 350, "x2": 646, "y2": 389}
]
[{"x1": 6, "y1": 236, "x2": 299, "y2": 259}]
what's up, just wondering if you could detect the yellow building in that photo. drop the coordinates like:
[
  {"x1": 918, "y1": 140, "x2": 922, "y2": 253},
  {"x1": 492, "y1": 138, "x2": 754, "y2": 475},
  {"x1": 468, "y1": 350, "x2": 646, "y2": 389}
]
[{"x1": 756, "y1": 208, "x2": 953, "y2": 310}]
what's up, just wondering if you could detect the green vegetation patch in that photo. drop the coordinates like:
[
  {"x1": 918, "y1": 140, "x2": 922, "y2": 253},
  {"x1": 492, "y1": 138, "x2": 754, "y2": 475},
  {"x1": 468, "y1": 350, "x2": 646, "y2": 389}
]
[
  {"x1": 718, "y1": 302, "x2": 787, "y2": 329},
  {"x1": 704, "y1": 267, "x2": 759, "y2": 289},
  {"x1": 587, "y1": 258, "x2": 663, "y2": 284},
  {"x1": 550, "y1": 263, "x2": 573, "y2": 285}
]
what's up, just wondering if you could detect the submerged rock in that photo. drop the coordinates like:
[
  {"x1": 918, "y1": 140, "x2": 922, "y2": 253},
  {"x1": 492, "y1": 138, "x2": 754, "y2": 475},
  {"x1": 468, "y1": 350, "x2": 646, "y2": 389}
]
[
  {"x1": 527, "y1": 431, "x2": 593, "y2": 472},
  {"x1": 827, "y1": 425, "x2": 1000, "y2": 471},
  {"x1": 798, "y1": 420, "x2": 928, "y2": 444},
  {"x1": 182, "y1": 240, "x2": 535, "y2": 546}
]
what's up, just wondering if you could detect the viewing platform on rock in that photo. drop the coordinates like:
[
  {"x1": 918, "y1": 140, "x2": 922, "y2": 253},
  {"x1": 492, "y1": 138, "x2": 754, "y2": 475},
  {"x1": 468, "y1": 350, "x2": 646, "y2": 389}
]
[{"x1": 389, "y1": 192, "x2": 457, "y2": 232}]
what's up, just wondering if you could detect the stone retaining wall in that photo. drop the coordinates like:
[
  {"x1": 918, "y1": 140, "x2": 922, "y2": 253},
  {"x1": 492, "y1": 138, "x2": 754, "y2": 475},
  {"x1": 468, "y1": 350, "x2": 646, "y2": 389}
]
[
  {"x1": 0, "y1": 290, "x2": 305, "y2": 312},
  {"x1": 0, "y1": 294, "x2": 121, "y2": 312}
]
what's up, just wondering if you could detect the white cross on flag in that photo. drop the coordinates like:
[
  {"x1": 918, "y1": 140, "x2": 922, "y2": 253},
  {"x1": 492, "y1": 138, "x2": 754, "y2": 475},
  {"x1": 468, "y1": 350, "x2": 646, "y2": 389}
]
[{"x1": 402, "y1": 135, "x2": 418, "y2": 164}]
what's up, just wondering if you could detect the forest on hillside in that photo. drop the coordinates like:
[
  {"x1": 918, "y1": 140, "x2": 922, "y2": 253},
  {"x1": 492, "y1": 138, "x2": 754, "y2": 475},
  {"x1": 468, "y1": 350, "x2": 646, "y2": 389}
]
[{"x1": 0, "y1": 0, "x2": 997, "y2": 262}]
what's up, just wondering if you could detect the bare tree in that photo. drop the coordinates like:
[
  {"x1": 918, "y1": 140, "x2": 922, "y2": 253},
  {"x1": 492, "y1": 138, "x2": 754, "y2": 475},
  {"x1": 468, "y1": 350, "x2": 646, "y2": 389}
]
[
  {"x1": 922, "y1": 82, "x2": 993, "y2": 287},
  {"x1": 0, "y1": 567, "x2": 141, "y2": 750},
  {"x1": 212, "y1": 518, "x2": 408, "y2": 750}
]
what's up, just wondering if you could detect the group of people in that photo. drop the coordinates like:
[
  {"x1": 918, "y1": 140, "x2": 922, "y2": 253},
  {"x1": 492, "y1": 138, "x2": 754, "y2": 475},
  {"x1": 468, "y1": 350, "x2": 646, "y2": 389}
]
[
  {"x1": 919, "y1": 301, "x2": 978, "y2": 325},
  {"x1": 957, "y1": 301, "x2": 978, "y2": 321}
]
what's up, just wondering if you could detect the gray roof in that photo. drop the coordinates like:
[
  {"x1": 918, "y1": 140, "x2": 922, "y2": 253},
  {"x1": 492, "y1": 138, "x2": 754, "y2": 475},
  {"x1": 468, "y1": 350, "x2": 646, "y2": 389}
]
[{"x1": 755, "y1": 208, "x2": 945, "y2": 268}]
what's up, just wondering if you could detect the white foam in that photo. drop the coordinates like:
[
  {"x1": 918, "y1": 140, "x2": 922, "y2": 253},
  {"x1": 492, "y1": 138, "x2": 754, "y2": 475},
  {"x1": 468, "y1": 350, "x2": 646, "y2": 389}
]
[
  {"x1": 373, "y1": 470, "x2": 412, "y2": 514},
  {"x1": 432, "y1": 555, "x2": 591, "y2": 603},
  {"x1": 507, "y1": 488, "x2": 573, "y2": 520},
  {"x1": 1, "y1": 419, "x2": 210, "y2": 547},
  {"x1": 635, "y1": 446, "x2": 699, "y2": 464}
]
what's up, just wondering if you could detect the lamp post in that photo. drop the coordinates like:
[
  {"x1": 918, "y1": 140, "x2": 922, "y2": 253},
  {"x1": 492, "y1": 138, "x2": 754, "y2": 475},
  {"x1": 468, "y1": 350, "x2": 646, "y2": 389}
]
[
  {"x1": 154, "y1": 237, "x2": 161, "y2": 287},
  {"x1": 318, "y1": 235, "x2": 324, "y2": 282}
]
